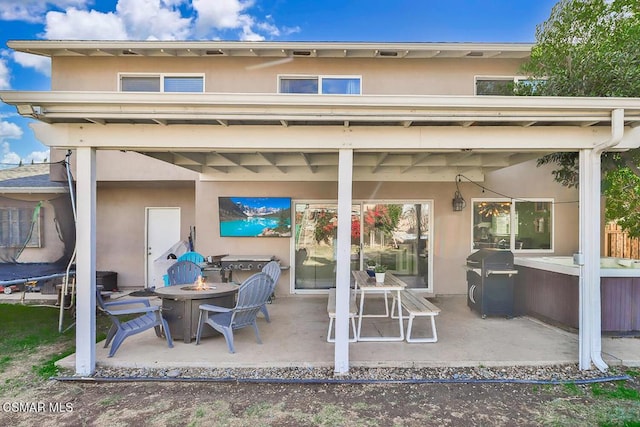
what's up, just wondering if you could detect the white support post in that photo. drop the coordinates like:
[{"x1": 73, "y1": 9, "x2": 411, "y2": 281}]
[
  {"x1": 334, "y1": 148, "x2": 353, "y2": 374},
  {"x1": 75, "y1": 147, "x2": 97, "y2": 376},
  {"x1": 578, "y1": 149, "x2": 593, "y2": 370},
  {"x1": 578, "y1": 149, "x2": 607, "y2": 372},
  {"x1": 578, "y1": 109, "x2": 624, "y2": 372}
]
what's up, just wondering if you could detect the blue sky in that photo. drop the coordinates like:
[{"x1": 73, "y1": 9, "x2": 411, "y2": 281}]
[{"x1": 0, "y1": 0, "x2": 559, "y2": 166}]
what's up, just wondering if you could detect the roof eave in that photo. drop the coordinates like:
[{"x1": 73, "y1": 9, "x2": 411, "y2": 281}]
[{"x1": 6, "y1": 40, "x2": 533, "y2": 59}]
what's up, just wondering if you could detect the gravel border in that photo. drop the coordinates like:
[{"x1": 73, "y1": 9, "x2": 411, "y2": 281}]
[{"x1": 77, "y1": 364, "x2": 634, "y2": 384}]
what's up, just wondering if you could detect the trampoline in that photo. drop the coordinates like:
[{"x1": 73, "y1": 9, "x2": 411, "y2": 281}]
[{"x1": 0, "y1": 262, "x2": 74, "y2": 287}]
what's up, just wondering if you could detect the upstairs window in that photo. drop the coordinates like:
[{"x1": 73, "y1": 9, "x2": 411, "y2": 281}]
[
  {"x1": 279, "y1": 75, "x2": 361, "y2": 95},
  {"x1": 120, "y1": 74, "x2": 204, "y2": 92},
  {"x1": 475, "y1": 76, "x2": 545, "y2": 96}
]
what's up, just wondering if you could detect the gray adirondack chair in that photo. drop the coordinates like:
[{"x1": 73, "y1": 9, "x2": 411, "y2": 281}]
[
  {"x1": 96, "y1": 289, "x2": 173, "y2": 357},
  {"x1": 195, "y1": 272, "x2": 274, "y2": 353},
  {"x1": 259, "y1": 260, "x2": 281, "y2": 322},
  {"x1": 167, "y1": 260, "x2": 202, "y2": 285}
]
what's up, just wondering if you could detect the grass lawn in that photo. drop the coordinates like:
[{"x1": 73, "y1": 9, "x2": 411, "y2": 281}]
[{"x1": 0, "y1": 303, "x2": 112, "y2": 379}]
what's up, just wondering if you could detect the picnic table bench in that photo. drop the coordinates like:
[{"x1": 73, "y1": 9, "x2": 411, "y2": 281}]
[
  {"x1": 326, "y1": 288, "x2": 358, "y2": 342},
  {"x1": 391, "y1": 289, "x2": 440, "y2": 343}
]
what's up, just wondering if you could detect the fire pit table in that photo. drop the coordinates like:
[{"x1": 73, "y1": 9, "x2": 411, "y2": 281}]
[{"x1": 154, "y1": 281, "x2": 238, "y2": 343}]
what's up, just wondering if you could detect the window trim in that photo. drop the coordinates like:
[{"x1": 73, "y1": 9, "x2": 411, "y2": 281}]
[
  {"x1": 118, "y1": 73, "x2": 205, "y2": 93},
  {"x1": 470, "y1": 197, "x2": 554, "y2": 253},
  {"x1": 277, "y1": 74, "x2": 362, "y2": 95}
]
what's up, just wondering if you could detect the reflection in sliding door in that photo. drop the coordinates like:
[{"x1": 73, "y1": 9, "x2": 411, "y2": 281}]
[
  {"x1": 293, "y1": 201, "x2": 432, "y2": 291},
  {"x1": 361, "y1": 202, "x2": 431, "y2": 289},
  {"x1": 294, "y1": 202, "x2": 360, "y2": 290}
]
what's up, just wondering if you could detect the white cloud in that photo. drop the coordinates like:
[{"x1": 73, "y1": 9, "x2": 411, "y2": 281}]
[
  {"x1": 3, "y1": 0, "x2": 293, "y2": 42},
  {"x1": 0, "y1": 0, "x2": 89, "y2": 23},
  {"x1": 0, "y1": 122, "x2": 49, "y2": 165},
  {"x1": 12, "y1": 52, "x2": 51, "y2": 77},
  {"x1": 192, "y1": 0, "x2": 253, "y2": 31},
  {"x1": 0, "y1": 121, "x2": 23, "y2": 165},
  {"x1": 0, "y1": 58, "x2": 10, "y2": 89},
  {"x1": 43, "y1": 0, "x2": 193, "y2": 41},
  {"x1": 24, "y1": 149, "x2": 50, "y2": 164},
  {"x1": 0, "y1": 121, "x2": 22, "y2": 140},
  {"x1": 0, "y1": 147, "x2": 21, "y2": 165},
  {"x1": 44, "y1": 8, "x2": 129, "y2": 40},
  {"x1": 116, "y1": 0, "x2": 192, "y2": 40}
]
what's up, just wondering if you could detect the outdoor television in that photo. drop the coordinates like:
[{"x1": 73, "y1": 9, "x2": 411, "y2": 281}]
[{"x1": 218, "y1": 197, "x2": 292, "y2": 237}]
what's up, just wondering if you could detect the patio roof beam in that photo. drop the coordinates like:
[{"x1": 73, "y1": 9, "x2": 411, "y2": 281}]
[
  {"x1": 400, "y1": 152, "x2": 431, "y2": 173},
  {"x1": 581, "y1": 121, "x2": 600, "y2": 127},
  {"x1": 6, "y1": 91, "x2": 640, "y2": 116},
  {"x1": 173, "y1": 152, "x2": 207, "y2": 166},
  {"x1": 156, "y1": 151, "x2": 228, "y2": 173},
  {"x1": 447, "y1": 151, "x2": 474, "y2": 165},
  {"x1": 371, "y1": 153, "x2": 389, "y2": 173},
  {"x1": 258, "y1": 152, "x2": 287, "y2": 173},
  {"x1": 215, "y1": 153, "x2": 259, "y2": 173},
  {"x1": 20, "y1": 109, "x2": 625, "y2": 125},
  {"x1": 300, "y1": 153, "x2": 317, "y2": 173}
]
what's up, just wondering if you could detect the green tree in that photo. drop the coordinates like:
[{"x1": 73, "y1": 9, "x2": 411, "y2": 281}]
[{"x1": 520, "y1": 0, "x2": 640, "y2": 235}]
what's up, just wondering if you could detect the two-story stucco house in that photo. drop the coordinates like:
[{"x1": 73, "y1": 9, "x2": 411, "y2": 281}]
[{"x1": 2, "y1": 40, "x2": 640, "y2": 375}]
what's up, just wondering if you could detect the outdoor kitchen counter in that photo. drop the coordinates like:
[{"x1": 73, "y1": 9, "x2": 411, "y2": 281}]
[{"x1": 154, "y1": 282, "x2": 238, "y2": 343}]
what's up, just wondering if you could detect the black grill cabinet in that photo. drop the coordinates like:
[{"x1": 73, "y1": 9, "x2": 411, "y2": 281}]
[{"x1": 466, "y1": 249, "x2": 518, "y2": 318}]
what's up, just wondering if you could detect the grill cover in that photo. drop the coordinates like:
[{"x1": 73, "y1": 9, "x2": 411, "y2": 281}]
[{"x1": 466, "y1": 249, "x2": 517, "y2": 318}]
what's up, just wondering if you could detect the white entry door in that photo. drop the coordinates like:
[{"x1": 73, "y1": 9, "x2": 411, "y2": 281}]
[{"x1": 146, "y1": 207, "x2": 181, "y2": 287}]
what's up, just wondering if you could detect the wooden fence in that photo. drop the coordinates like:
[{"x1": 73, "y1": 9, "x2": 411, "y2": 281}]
[{"x1": 604, "y1": 222, "x2": 640, "y2": 259}]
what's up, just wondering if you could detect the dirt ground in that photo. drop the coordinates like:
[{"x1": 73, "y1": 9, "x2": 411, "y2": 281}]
[{"x1": 1, "y1": 343, "x2": 639, "y2": 426}]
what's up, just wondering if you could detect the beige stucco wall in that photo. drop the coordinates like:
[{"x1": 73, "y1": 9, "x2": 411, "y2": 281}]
[
  {"x1": 194, "y1": 161, "x2": 578, "y2": 297},
  {"x1": 96, "y1": 184, "x2": 195, "y2": 287},
  {"x1": 49, "y1": 149, "x2": 198, "y2": 183},
  {"x1": 51, "y1": 56, "x2": 525, "y2": 96}
]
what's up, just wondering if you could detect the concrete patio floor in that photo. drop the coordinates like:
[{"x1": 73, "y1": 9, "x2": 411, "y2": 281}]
[{"x1": 54, "y1": 293, "x2": 640, "y2": 372}]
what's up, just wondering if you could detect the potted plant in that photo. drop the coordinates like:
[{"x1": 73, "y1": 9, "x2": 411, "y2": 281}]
[
  {"x1": 365, "y1": 259, "x2": 377, "y2": 277},
  {"x1": 374, "y1": 264, "x2": 387, "y2": 283}
]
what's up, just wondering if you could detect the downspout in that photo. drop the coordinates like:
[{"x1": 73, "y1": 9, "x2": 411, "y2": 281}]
[
  {"x1": 587, "y1": 108, "x2": 624, "y2": 371},
  {"x1": 595, "y1": 109, "x2": 624, "y2": 152}
]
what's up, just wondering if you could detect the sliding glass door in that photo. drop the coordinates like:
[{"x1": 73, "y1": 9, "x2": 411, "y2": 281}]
[
  {"x1": 361, "y1": 203, "x2": 431, "y2": 288},
  {"x1": 293, "y1": 200, "x2": 432, "y2": 292},
  {"x1": 293, "y1": 202, "x2": 360, "y2": 290}
]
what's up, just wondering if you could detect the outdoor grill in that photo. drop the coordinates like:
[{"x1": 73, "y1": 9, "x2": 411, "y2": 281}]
[
  {"x1": 466, "y1": 249, "x2": 519, "y2": 318},
  {"x1": 220, "y1": 255, "x2": 277, "y2": 282}
]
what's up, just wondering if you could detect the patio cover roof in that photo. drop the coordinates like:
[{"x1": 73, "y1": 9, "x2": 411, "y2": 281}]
[{"x1": 2, "y1": 91, "x2": 640, "y2": 181}]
